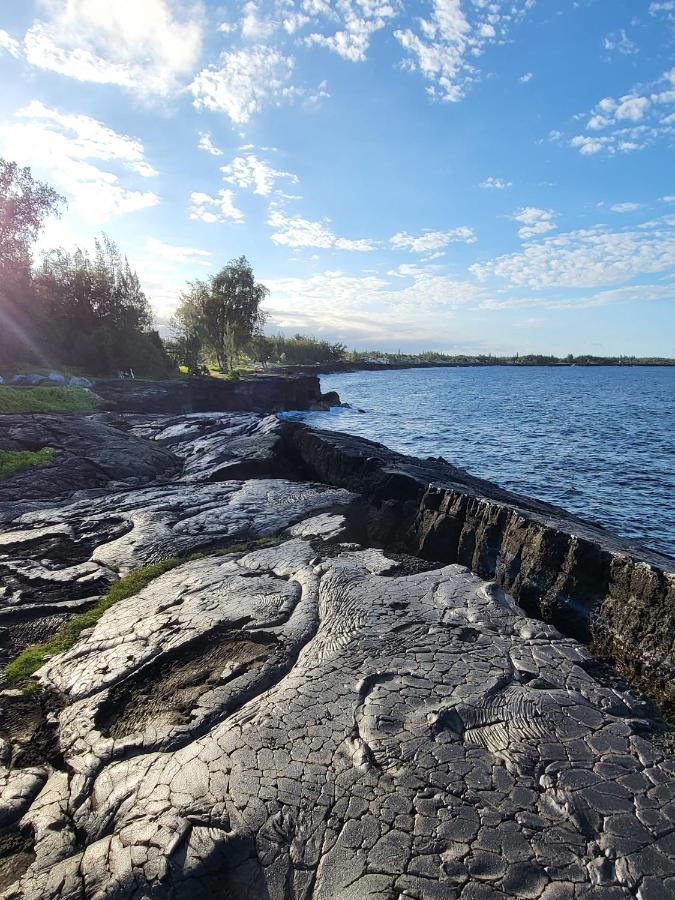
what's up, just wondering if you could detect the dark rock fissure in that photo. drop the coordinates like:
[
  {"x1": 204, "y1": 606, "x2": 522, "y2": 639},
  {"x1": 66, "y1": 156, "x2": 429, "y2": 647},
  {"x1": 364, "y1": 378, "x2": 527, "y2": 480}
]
[
  {"x1": 95, "y1": 626, "x2": 278, "y2": 741},
  {"x1": 0, "y1": 826, "x2": 36, "y2": 893}
]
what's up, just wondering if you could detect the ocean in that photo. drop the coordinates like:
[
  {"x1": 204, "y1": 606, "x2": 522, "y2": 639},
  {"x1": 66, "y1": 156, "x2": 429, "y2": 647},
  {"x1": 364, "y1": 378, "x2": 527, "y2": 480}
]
[{"x1": 289, "y1": 365, "x2": 674, "y2": 557}]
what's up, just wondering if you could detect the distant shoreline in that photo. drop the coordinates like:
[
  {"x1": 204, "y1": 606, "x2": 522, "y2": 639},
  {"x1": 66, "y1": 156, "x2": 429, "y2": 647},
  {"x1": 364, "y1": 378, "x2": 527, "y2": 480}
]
[{"x1": 270, "y1": 359, "x2": 675, "y2": 376}]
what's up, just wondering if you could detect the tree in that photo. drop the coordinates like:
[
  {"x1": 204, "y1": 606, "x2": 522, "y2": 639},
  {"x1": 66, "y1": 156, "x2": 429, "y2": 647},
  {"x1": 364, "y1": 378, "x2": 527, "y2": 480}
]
[
  {"x1": 0, "y1": 159, "x2": 64, "y2": 277},
  {"x1": 168, "y1": 288, "x2": 208, "y2": 373},
  {"x1": 32, "y1": 234, "x2": 169, "y2": 376},
  {"x1": 211, "y1": 256, "x2": 268, "y2": 373},
  {"x1": 174, "y1": 256, "x2": 268, "y2": 373},
  {"x1": 0, "y1": 158, "x2": 64, "y2": 362},
  {"x1": 34, "y1": 234, "x2": 153, "y2": 336}
]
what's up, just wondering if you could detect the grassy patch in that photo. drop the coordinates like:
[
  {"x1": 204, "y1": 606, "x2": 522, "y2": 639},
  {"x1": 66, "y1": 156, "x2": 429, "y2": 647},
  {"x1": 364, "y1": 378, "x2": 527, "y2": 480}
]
[
  {"x1": 5, "y1": 534, "x2": 285, "y2": 690},
  {"x1": 0, "y1": 386, "x2": 99, "y2": 414},
  {"x1": 0, "y1": 448, "x2": 54, "y2": 480}
]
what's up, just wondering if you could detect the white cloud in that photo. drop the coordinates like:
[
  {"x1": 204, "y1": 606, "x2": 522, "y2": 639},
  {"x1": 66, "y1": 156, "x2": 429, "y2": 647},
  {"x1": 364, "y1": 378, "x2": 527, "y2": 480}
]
[
  {"x1": 190, "y1": 45, "x2": 295, "y2": 125},
  {"x1": 220, "y1": 154, "x2": 298, "y2": 195},
  {"x1": 15, "y1": 101, "x2": 158, "y2": 176},
  {"x1": 519, "y1": 72, "x2": 533, "y2": 83},
  {"x1": 189, "y1": 190, "x2": 244, "y2": 223},
  {"x1": 394, "y1": 0, "x2": 533, "y2": 102},
  {"x1": 610, "y1": 202, "x2": 642, "y2": 213},
  {"x1": 283, "y1": 11, "x2": 310, "y2": 34},
  {"x1": 0, "y1": 28, "x2": 21, "y2": 57},
  {"x1": 615, "y1": 95, "x2": 650, "y2": 121},
  {"x1": 305, "y1": 0, "x2": 397, "y2": 62},
  {"x1": 145, "y1": 238, "x2": 212, "y2": 264},
  {"x1": 390, "y1": 227, "x2": 476, "y2": 252},
  {"x1": 130, "y1": 238, "x2": 216, "y2": 315},
  {"x1": 649, "y1": 1, "x2": 675, "y2": 18},
  {"x1": 267, "y1": 208, "x2": 377, "y2": 250},
  {"x1": 197, "y1": 132, "x2": 223, "y2": 156},
  {"x1": 478, "y1": 283, "x2": 675, "y2": 312},
  {"x1": 480, "y1": 176, "x2": 512, "y2": 190},
  {"x1": 512, "y1": 207, "x2": 556, "y2": 240},
  {"x1": 22, "y1": 0, "x2": 203, "y2": 99},
  {"x1": 570, "y1": 135, "x2": 608, "y2": 155},
  {"x1": 471, "y1": 217, "x2": 675, "y2": 290},
  {"x1": 603, "y1": 29, "x2": 638, "y2": 56},
  {"x1": 263, "y1": 267, "x2": 488, "y2": 345},
  {"x1": 240, "y1": 1, "x2": 278, "y2": 40},
  {"x1": 662, "y1": 195, "x2": 675, "y2": 202},
  {"x1": 567, "y1": 70, "x2": 675, "y2": 155},
  {"x1": 0, "y1": 101, "x2": 159, "y2": 223}
]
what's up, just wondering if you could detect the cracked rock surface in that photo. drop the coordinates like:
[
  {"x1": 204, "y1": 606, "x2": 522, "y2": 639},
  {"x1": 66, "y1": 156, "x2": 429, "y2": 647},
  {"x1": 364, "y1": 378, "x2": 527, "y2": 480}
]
[
  {"x1": 3, "y1": 542, "x2": 675, "y2": 899},
  {"x1": 0, "y1": 411, "x2": 672, "y2": 898}
]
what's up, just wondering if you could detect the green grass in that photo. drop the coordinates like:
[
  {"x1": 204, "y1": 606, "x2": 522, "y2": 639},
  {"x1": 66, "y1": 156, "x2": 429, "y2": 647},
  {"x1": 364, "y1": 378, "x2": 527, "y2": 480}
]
[
  {"x1": 0, "y1": 448, "x2": 54, "y2": 480},
  {"x1": 5, "y1": 534, "x2": 285, "y2": 690},
  {"x1": 0, "y1": 386, "x2": 99, "y2": 414}
]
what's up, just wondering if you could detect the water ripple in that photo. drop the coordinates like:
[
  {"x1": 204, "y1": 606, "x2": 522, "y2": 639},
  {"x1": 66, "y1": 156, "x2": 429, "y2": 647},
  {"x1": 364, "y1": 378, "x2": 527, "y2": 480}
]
[{"x1": 290, "y1": 366, "x2": 674, "y2": 557}]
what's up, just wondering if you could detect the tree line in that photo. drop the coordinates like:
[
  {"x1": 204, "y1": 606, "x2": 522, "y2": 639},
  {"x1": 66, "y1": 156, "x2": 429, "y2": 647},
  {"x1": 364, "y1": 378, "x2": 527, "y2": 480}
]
[
  {"x1": 1, "y1": 159, "x2": 174, "y2": 376},
  {"x1": 2, "y1": 157, "x2": 671, "y2": 378},
  {"x1": 0, "y1": 158, "x2": 273, "y2": 378}
]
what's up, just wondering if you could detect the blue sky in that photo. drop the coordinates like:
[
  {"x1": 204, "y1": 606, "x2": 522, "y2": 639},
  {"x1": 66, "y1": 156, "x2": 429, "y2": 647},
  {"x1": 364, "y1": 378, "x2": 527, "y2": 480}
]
[{"x1": 0, "y1": 0, "x2": 673, "y2": 355}]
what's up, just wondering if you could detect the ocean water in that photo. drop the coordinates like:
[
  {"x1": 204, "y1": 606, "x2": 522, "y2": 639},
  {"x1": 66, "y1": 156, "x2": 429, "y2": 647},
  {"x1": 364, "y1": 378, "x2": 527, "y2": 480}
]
[{"x1": 289, "y1": 366, "x2": 675, "y2": 557}]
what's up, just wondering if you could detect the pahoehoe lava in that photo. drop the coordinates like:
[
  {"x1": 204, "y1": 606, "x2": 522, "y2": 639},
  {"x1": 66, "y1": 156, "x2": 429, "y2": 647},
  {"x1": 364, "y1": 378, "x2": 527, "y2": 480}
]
[{"x1": 0, "y1": 405, "x2": 672, "y2": 899}]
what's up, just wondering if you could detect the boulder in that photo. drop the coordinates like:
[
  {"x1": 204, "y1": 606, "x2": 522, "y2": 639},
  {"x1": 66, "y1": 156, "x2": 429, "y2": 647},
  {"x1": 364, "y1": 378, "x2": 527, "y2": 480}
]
[
  {"x1": 66, "y1": 376, "x2": 93, "y2": 389},
  {"x1": 46, "y1": 373, "x2": 65, "y2": 386}
]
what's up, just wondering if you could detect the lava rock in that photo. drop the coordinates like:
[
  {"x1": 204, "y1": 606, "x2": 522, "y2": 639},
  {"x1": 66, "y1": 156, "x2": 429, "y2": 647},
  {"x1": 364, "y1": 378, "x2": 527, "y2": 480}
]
[
  {"x1": 4, "y1": 541, "x2": 673, "y2": 899},
  {"x1": 0, "y1": 415, "x2": 180, "y2": 507}
]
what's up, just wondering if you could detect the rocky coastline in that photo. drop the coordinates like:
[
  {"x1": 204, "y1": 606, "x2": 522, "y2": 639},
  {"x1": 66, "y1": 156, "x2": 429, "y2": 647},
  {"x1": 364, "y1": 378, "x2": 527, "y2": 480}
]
[{"x1": 0, "y1": 378, "x2": 673, "y2": 898}]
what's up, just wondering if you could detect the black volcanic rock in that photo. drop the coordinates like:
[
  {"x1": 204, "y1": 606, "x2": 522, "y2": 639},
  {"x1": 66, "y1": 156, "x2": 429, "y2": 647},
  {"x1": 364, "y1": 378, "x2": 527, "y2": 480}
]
[
  {"x1": 0, "y1": 410, "x2": 673, "y2": 899},
  {"x1": 281, "y1": 422, "x2": 675, "y2": 714},
  {"x1": 0, "y1": 415, "x2": 179, "y2": 507},
  {"x1": 92, "y1": 373, "x2": 323, "y2": 414}
]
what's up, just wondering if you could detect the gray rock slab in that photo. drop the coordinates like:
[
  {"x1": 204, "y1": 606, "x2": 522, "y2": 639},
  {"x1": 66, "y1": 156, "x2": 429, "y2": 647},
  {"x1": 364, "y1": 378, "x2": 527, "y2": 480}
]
[
  {"x1": 0, "y1": 415, "x2": 179, "y2": 506},
  {"x1": 2, "y1": 541, "x2": 672, "y2": 899}
]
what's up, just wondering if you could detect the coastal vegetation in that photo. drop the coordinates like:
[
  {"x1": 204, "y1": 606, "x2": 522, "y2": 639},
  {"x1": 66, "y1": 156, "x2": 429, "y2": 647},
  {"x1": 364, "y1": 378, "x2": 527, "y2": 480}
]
[
  {"x1": 0, "y1": 448, "x2": 53, "y2": 480},
  {"x1": 1, "y1": 159, "x2": 173, "y2": 376},
  {"x1": 338, "y1": 351, "x2": 675, "y2": 368},
  {"x1": 249, "y1": 333, "x2": 347, "y2": 366},
  {"x1": 1, "y1": 158, "x2": 672, "y2": 378},
  {"x1": 0, "y1": 385, "x2": 99, "y2": 413},
  {"x1": 169, "y1": 256, "x2": 268, "y2": 375}
]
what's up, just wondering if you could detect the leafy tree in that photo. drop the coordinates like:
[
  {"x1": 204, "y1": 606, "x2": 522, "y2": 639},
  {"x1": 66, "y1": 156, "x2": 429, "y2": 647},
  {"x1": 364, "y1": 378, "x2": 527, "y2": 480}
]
[
  {"x1": 250, "y1": 333, "x2": 346, "y2": 366},
  {"x1": 32, "y1": 234, "x2": 169, "y2": 376},
  {"x1": 212, "y1": 256, "x2": 268, "y2": 372},
  {"x1": 0, "y1": 158, "x2": 64, "y2": 362},
  {"x1": 174, "y1": 256, "x2": 268, "y2": 373},
  {"x1": 167, "y1": 294, "x2": 207, "y2": 374},
  {"x1": 0, "y1": 159, "x2": 64, "y2": 277}
]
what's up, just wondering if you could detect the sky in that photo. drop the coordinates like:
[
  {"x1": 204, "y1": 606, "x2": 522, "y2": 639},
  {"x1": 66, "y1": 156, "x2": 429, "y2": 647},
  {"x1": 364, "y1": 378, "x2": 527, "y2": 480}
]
[{"x1": 0, "y1": 0, "x2": 674, "y2": 356}]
